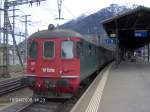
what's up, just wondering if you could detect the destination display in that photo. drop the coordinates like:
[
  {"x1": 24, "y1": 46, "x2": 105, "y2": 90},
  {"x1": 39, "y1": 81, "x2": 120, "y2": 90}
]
[
  {"x1": 134, "y1": 30, "x2": 148, "y2": 38},
  {"x1": 104, "y1": 38, "x2": 117, "y2": 44}
]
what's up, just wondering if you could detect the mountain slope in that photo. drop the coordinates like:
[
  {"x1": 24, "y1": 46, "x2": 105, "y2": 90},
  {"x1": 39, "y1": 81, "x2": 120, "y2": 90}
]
[{"x1": 60, "y1": 4, "x2": 132, "y2": 35}]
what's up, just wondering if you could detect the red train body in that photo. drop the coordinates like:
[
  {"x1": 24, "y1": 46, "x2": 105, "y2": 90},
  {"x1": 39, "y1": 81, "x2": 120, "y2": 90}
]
[{"x1": 22, "y1": 28, "x2": 113, "y2": 98}]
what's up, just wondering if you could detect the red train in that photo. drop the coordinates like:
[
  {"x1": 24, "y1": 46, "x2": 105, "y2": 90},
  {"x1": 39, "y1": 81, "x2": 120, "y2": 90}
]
[{"x1": 22, "y1": 26, "x2": 113, "y2": 98}]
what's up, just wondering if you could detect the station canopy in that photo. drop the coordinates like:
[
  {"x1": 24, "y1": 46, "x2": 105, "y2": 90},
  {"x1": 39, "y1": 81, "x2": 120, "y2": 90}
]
[{"x1": 103, "y1": 6, "x2": 150, "y2": 50}]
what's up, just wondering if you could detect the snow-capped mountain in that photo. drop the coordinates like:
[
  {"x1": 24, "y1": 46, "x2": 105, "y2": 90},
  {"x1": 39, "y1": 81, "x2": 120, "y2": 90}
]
[{"x1": 60, "y1": 4, "x2": 137, "y2": 35}]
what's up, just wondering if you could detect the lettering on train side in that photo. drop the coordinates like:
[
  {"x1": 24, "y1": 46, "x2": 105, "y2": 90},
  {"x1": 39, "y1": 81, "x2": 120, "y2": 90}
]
[{"x1": 42, "y1": 67, "x2": 55, "y2": 73}]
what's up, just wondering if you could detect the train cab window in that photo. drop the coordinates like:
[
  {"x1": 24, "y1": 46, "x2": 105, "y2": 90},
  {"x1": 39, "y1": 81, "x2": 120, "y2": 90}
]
[
  {"x1": 44, "y1": 41, "x2": 54, "y2": 58},
  {"x1": 61, "y1": 41, "x2": 74, "y2": 59},
  {"x1": 89, "y1": 45, "x2": 92, "y2": 55},
  {"x1": 28, "y1": 41, "x2": 38, "y2": 59}
]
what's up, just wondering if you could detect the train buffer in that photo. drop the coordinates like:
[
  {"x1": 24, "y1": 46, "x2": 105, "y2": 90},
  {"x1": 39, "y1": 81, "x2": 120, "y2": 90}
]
[{"x1": 70, "y1": 61, "x2": 150, "y2": 112}]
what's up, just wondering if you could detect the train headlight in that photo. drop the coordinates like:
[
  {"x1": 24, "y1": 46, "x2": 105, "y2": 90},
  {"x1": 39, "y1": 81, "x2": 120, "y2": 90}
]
[
  {"x1": 30, "y1": 61, "x2": 36, "y2": 72},
  {"x1": 63, "y1": 69, "x2": 69, "y2": 73},
  {"x1": 59, "y1": 70, "x2": 63, "y2": 74},
  {"x1": 30, "y1": 67, "x2": 35, "y2": 72}
]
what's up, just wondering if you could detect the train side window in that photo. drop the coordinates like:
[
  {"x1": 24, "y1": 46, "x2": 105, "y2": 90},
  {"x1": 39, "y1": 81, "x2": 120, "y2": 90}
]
[
  {"x1": 61, "y1": 41, "x2": 74, "y2": 59},
  {"x1": 43, "y1": 41, "x2": 54, "y2": 59},
  {"x1": 95, "y1": 47, "x2": 97, "y2": 54},
  {"x1": 89, "y1": 44, "x2": 92, "y2": 55},
  {"x1": 77, "y1": 42, "x2": 83, "y2": 56},
  {"x1": 92, "y1": 46, "x2": 94, "y2": 55},
  {"x1": 28, "y1": 41, "x2": 38, "y2": 59},
  {"x1": 76, "y1": 42, "x2": 80, "y2": 58}
]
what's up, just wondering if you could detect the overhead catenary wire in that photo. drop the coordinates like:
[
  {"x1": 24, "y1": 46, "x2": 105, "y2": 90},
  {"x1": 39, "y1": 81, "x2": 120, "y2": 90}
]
[{"x1": 62, "y1": 1, "x2": 75, "y2": 19}]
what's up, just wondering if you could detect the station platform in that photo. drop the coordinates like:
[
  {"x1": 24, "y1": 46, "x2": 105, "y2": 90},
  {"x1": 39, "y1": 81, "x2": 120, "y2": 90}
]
[
  {"x1": 99, "y1": 62, "x2": 150, "y2": 112},
  {"x1": 71, "y1": 61, "x2": 150, "y2": 112}
]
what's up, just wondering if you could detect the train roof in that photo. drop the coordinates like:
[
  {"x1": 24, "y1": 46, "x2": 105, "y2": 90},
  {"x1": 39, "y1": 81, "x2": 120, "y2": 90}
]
[
  {"x1": 28, "y1": 28, "x2": 114, "y2": 51},
  {"x1": 29, "y1": 29, "x2": 84, "y2": 39},
  {"x1": 29, "y1": 29, "x2": 100, "y2": 45}
]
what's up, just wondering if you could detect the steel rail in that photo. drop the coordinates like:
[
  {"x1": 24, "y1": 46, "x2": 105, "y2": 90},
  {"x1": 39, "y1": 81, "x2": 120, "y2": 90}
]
[{"x1": 0, "y1": 77, "x2": 25, "y2": 96}]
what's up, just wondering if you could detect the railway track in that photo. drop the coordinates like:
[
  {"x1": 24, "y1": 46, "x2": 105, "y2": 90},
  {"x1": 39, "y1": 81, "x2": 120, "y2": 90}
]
[
  {"x1": 17, "y1": 101, "x2": 64, "y2": 112},
  {"x1": 2, "y1": 77, "x2": 96, "y2": 112},
  {"x1": 0, "y1": 77, "x2": 25, "y2": 96},
  {"x1": 0, "y1": 97, "x2": 68, "y2": 112},
  {"x1": 0, "y1": 77, "x2": 93, "y2": 112},
  {"x1": 0, "y1": 68, "x2": 105, "y2": 112}
]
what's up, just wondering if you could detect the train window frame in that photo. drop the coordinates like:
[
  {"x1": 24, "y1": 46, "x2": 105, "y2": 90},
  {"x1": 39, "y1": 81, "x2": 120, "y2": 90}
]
[
  {"x1": 88, "y1": 44, "x2": 92, "y2": 55},
  {"x1": 83, "y1": 42, "x2": 86, "y2": 57},
  {"x1": 43, "y1": 41, "x2": 55, "y2": 59},
  {"x1": 93, "y1": 46, "x2": 96, "y2": 56},
  {"x1": 61, "y1": 40, "x2": 74, "y2": 59},
  {"x1": 77, "y1": 41, "x2": 83, "y2": 57},
  {"x1": 28, "y1": 41, "x2": 38, "y2": 59},
  {"x1": 95, "y1": 47, "x2": 97, "y2": 55}
]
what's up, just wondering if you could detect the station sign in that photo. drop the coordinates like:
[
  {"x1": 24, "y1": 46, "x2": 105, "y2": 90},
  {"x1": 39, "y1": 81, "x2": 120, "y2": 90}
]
[
  {"x1": 104, "y1": 38, "x2": 117, "y2": 44},
  {"x1": 134, "y1": 30, "x2": 148, "y2": 38}
]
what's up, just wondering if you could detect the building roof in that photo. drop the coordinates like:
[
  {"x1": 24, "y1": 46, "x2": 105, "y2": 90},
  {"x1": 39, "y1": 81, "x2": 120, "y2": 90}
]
[{"x1": 102, "y1": 6, "x2": 150, "y2": 50}]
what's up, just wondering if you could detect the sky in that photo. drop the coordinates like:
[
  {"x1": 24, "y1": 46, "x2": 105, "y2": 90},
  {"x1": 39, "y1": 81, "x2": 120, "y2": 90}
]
[
  {"x1": 15, "y1": 0, "x2": 150, "y2": 34},
  {"x1": 7, "y1": 0, "x2": 150, "y2": 41}
]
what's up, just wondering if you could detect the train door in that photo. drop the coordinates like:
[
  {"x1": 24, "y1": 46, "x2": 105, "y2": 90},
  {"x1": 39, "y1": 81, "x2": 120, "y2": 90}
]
[
  {"x1": 38, "y1": 39, "x2": 60, "y2": 78},
  {"x1": 60, "y1": 39, "x2": 80, "y2": 79},
  {"x1": 59, "y1": 38, "x2": 80, "y2": 92},
  {"x1": 27, "y1": 39, "x2": 39, "y2": 75}
]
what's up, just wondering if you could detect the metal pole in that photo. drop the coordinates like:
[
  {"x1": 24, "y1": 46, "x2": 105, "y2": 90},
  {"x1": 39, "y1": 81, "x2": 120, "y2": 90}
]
[
  {"x1": 22, "y1": 15, "x2": 31, "y2": 63},
  {"x1": 143, "y1": 46, "x2": 146, "y2": 62},
  {"x1": 56, "y1": 0, "x2": 64, "y2": 20},
  {"x1": 7, "y1": 18, "x2": 25, "y2": 72},
  {"x1": 12, "y1": 3, "x2": 15, "y2": 65},
  {"x1": 0, "y1": 0, "x2": 2, "y2": 44},
  {"x1": 115, "y1": 18, "x2": 120, "y2": 65},
  {"x1": 3, "y1": 0, "x2": 10, "y2": 77},
  {"x1": 58, "y1": 0, "x2": 62, "y2": 19},
  {"x1": 148, "y1": 44, "x2": 150, "y2": 62},
  {"x1": 25, "y1": 15, "x2": 28, "y2": 63}
]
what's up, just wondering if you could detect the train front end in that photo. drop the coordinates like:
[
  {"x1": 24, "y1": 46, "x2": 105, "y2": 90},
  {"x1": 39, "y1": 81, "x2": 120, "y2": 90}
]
[{"x1": 23, "y1": 29, "x2": 81, "y2": 98}]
